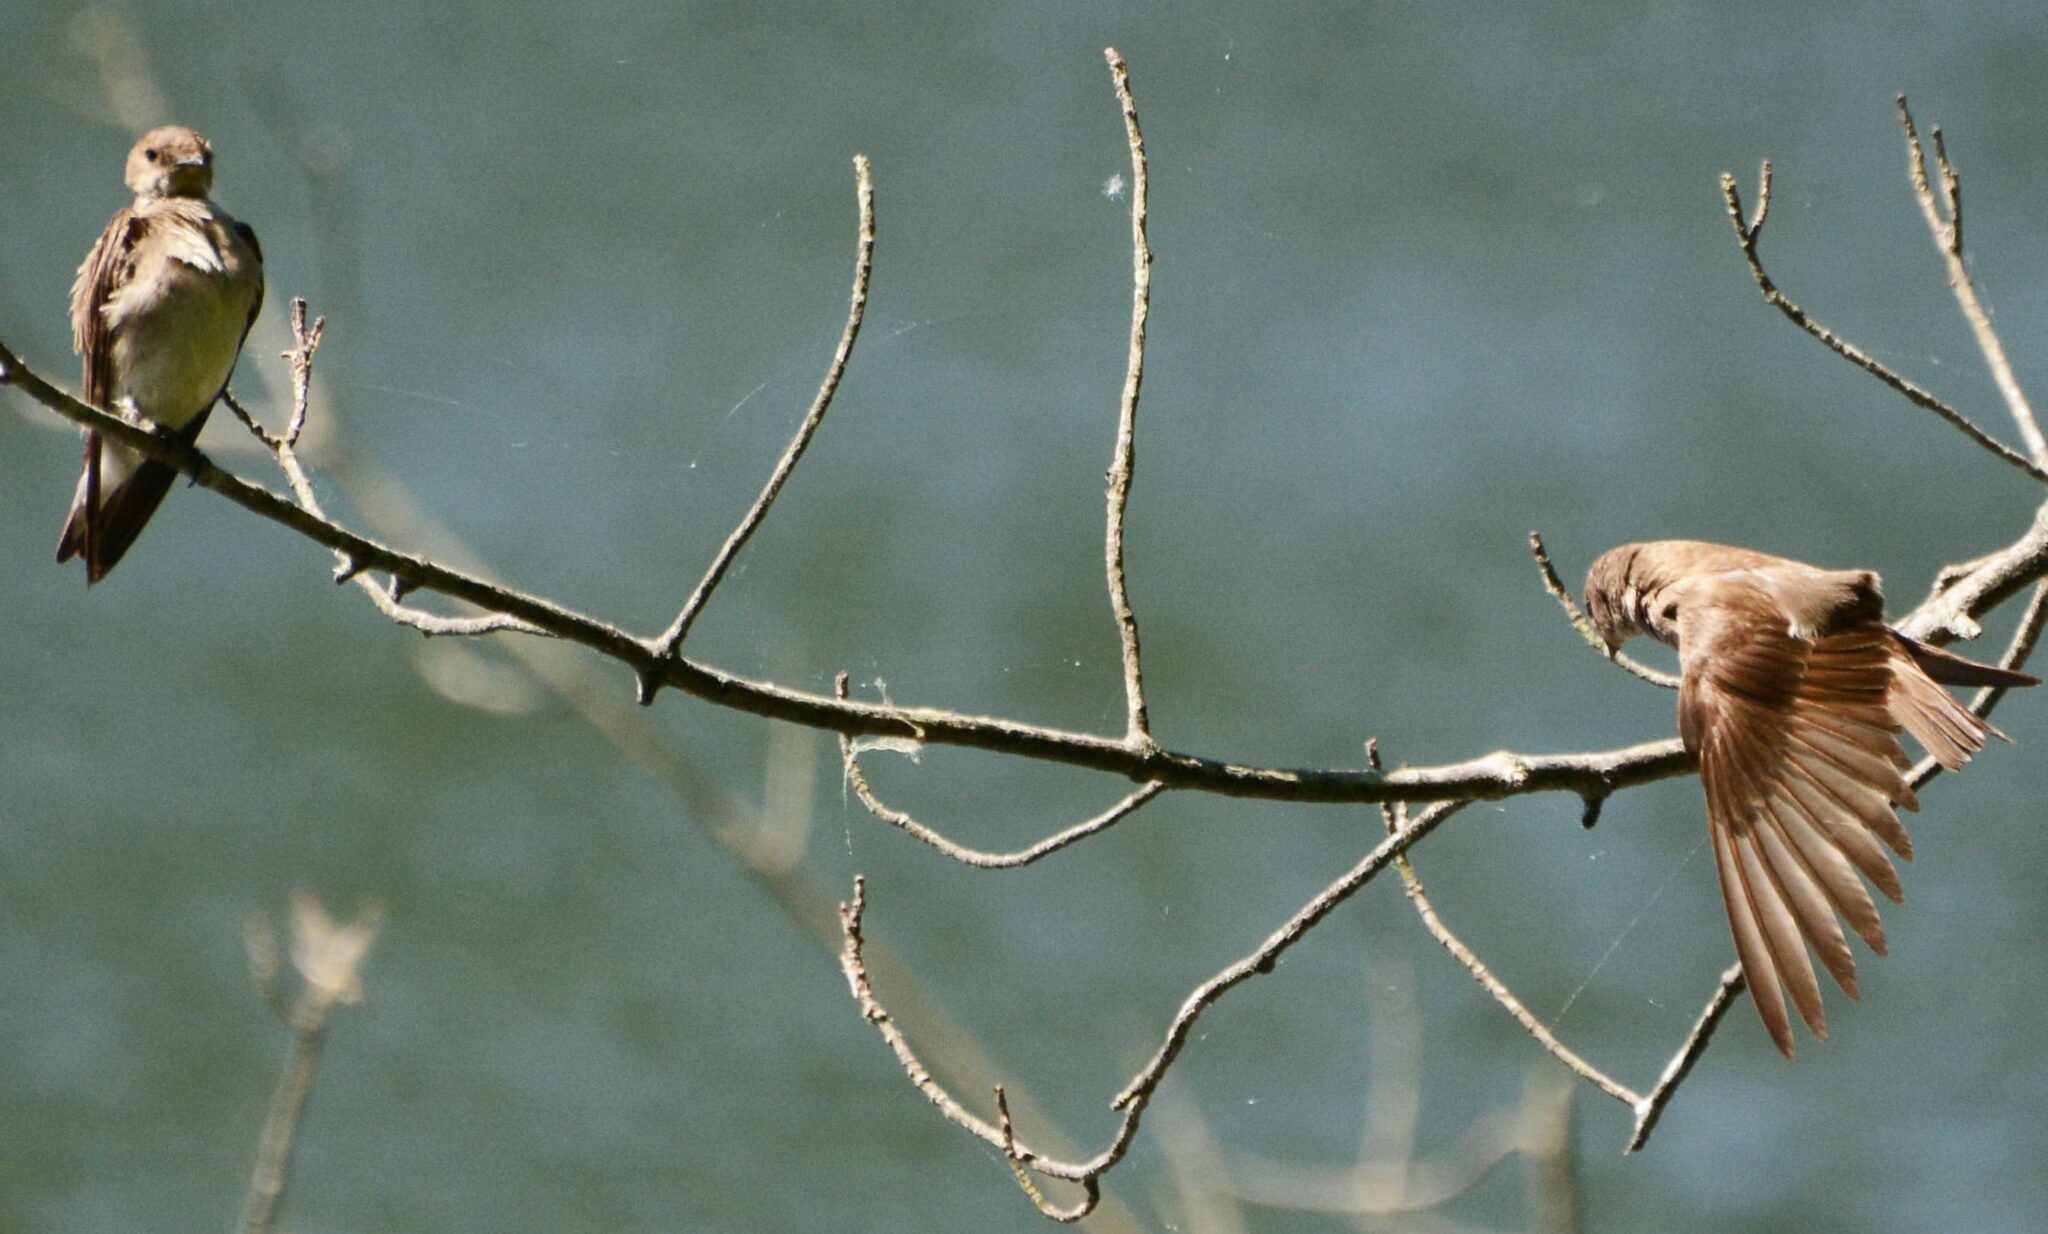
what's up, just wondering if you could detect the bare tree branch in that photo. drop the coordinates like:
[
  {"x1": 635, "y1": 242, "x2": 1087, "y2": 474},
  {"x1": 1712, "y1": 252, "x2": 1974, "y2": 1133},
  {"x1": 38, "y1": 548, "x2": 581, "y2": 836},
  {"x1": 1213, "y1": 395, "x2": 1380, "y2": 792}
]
[
  {"x1": 1896, "y1": 96, "x2": 2048, "y2": 466},
  {"x1": 647, "y1": 154, "x2": 877, "y2": 677},
  {"x1": 838, "y1": 801, "x2": 1470, "y2": 1220},
  {"x1": 9, "y1": 322, "x2": 2045, "y2": 815},
  {"x1": 1718, "y1": 162, "x2": 2048, "y2": 485},
  {"x1": 1102, "y1": 49, "x2": 1156, "y2": 748},
  {"x1": 0, "y1": 334, "x2": 1748, "y2": 809},
  {"x1": 7, "y1": 53, "x2": 2048, "y2": 1221},
  {"x1": 224, "y1": 305, "x2": 544, "y2": 639}
]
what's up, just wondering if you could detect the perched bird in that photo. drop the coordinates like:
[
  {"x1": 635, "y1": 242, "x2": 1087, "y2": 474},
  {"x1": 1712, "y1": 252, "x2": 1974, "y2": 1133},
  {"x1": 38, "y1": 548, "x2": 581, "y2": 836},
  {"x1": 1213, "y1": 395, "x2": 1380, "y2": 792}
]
[
  {"x1": 58, "y1": 125, "x2": 264, "y2": 582},
  {"x1": 1583, "y1": 540, "x2": 2036, "y2": 1057}
]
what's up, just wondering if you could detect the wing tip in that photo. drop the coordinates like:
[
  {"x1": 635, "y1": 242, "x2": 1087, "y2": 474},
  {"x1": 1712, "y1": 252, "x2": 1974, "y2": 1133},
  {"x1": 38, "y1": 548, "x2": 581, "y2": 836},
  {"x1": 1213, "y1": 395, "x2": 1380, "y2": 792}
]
[{"x1": 1767, "y1": 1018, "x2": 1797, "y2": 1060}]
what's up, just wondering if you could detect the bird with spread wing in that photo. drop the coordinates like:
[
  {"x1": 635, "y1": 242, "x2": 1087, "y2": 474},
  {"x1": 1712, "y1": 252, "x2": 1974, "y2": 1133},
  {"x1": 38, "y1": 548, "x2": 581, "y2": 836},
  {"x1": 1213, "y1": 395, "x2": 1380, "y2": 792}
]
[{"x1": 1583, "y1": 540, "x2": 2035, "y2": 1057}]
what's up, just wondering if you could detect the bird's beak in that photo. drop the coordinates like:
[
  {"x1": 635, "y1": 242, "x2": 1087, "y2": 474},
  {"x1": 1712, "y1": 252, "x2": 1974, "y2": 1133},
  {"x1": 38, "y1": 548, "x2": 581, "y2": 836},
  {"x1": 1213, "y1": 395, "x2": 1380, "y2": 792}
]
[{"x1": 176, "y1": 155, "x2": 207, "y2": 168}]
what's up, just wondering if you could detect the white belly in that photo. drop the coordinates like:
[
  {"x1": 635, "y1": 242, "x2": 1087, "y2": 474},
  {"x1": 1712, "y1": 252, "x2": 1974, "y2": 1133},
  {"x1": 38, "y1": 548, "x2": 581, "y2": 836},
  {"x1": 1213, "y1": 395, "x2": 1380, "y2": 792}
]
[
  {"x1": 82, "y1": 207, "x2": 260, "y2": 512},
  {"x1": 106, "y1": 256, "x2": 253, "y2": 431}
]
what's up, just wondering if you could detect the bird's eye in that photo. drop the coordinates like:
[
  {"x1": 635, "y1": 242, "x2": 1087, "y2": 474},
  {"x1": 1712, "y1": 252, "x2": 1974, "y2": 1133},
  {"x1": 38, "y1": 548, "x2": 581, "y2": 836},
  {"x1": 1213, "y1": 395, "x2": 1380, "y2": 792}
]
[
  {"x1": 1661, "y1": 602, "x2": 1678, "y2": 622},
  {"x1": 143, "y1": 148, "x2": 160, "y2": 164}
]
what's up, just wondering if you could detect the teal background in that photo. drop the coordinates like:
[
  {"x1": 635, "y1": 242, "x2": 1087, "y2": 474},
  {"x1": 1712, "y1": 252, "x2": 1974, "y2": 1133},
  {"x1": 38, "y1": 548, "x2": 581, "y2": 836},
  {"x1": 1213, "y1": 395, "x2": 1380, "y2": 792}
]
[{"x1": 3, "y1": 3, "x2": 2047, "y2": 1230}]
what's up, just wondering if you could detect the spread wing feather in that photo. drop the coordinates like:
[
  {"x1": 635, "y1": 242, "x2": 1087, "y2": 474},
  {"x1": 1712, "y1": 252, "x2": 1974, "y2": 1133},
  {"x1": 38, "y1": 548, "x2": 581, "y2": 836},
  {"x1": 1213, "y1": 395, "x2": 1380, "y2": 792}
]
[{"x1": 1677, "y1": 577, "x2": 1923, "y2": 1058}]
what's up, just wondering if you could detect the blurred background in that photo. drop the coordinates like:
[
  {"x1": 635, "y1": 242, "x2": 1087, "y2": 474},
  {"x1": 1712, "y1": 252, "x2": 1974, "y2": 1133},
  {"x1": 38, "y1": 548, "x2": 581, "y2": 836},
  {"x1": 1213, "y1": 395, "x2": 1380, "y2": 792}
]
[{"x1": 4, "y1": 2, "x2": 2047, "y2": 1230}]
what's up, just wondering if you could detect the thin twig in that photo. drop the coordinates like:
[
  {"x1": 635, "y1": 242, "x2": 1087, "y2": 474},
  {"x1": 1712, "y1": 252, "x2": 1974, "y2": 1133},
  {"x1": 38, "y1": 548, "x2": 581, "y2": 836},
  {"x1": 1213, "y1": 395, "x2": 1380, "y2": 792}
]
[
  {"x1": 838, "y1": 802, "x2": 1469, "y2": 1218},
  {"x1": 649, "y1": 155, "x2": 876, "y2": 672},
  {"x1": 1897, "y1": 96, "x2": 2048, "y2": 466},
  {"x1": 844, "y1": 750, "x2": 1166, "y2": 869},
  {"x1": 281, "y1": 298, "x2": 324, "y2": 449},
  {"x1": 838, "y1": 877, "x2": 1102, "y2": 1223},
  {"x1": 1624, "y1": 963, "x2": 1745, "y2": 1153},
  {"x1": 1529, "y1": 532, "x2": 1680, "y2": 690},
  {"x1": 1112, "y1": 799, "x2": 1471, "y2": 1111},
  {"x1": 222, "y1": 389, "x2": 283, "y2": 451},
  {"x1": 1103, "y1": 49, "x2": 1155, "y2": 748},
  {"x1": 995, "y1": 1085, "x2": 1094, "y2": 1222},
  {"x1": 835, "y1": 671, "x2": 1167, "y2": 866},
  {"x1": 1366, "y1": 743, "x2": 1640, "y2": 1111},
  {"x1": 1718, "y1": 163, "x2": 2048, "y2": 485},
  {"x1": 839, "y1": 673, "x2": 1168, "y2": 866}
]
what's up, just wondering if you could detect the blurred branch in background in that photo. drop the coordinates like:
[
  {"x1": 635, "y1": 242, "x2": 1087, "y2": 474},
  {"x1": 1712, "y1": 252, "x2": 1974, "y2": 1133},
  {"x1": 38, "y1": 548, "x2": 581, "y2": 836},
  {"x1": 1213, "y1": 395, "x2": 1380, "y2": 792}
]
[
  {"x1": 1226, "y1": 956, "x2": 1580, "y2": 1233},
  {"x1": 237, "y1": 894, "x2": 382, "y2": 1234},
  {"x1": 1153, "y1": 960, "x2": 1581, "y2": 1234},
  {"x1": 6, "y1": 28, "x2": 2048, "y2": 1228}
]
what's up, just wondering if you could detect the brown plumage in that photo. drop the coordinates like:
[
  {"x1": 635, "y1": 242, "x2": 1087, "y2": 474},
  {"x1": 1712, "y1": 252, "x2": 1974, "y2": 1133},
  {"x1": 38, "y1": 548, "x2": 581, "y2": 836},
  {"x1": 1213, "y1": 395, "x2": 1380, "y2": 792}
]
[
  {"x1": 1583, "y1": 540, "x2": 2036, "y2": 1057},
  {"x1": 58, "y1": 125, "x2": 263, "y2": 582}
]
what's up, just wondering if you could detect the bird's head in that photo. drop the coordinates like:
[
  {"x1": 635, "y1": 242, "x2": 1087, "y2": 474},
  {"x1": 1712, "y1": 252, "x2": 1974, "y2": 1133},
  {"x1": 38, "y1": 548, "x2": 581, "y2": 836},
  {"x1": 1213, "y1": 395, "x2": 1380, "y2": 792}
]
[
  {"x1": 125, "y1": 126, "x2": 214, "y2": 200},
  {"x1": 1582, "y1": 544, "x2": 1647, "y2": 653}
]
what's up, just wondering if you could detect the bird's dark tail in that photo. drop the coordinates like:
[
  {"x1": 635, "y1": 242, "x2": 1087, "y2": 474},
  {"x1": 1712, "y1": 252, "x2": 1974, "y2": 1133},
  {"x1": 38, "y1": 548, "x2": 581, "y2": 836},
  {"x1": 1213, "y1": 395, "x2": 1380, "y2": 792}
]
[
  {"x1": 56, "y1": 410, "x2": 214, "y2": 584},
  {"x1": 57, "y1": 459, "x2": 183, "y2": 584},
  {"x1": 1891, "y1": 629, "x2": 2041, "y2": 689}
]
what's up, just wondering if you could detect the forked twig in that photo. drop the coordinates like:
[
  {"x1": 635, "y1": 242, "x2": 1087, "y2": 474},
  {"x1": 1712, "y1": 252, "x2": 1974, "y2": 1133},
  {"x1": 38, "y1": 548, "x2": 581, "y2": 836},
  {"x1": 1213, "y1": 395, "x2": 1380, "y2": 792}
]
[
  {"x1": 1897, "y1": 96, "x2": 2048, "y2": 466},
  {"x1": 995, "y1": 1085, "x2": 1095, "y2": 1222},
  {"x1": 1359, "y1": 737, "x2": 1760, "y2": 1152},
  {"x1": 844, "y1": 761, "x2": 1165, "y2": 868},
  {"x1": 1719, "y1": 162, "x2": 2048, "y2": 485},
  {"x1": 838, "y1": 799, "x2": 1469, "y2": 1220},
  {"x1": 224, "y1": 303, "x2": 542, "y2": 638}
]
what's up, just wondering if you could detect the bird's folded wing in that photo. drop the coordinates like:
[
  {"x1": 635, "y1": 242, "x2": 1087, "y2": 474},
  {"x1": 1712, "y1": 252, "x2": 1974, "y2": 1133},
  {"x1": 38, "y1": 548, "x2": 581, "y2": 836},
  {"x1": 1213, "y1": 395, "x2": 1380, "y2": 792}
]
[
  {"x1": 71, "y1": 208, "x2": 140, "y2": 409},
  {"x1": 1677, "y1": 586, "x2": 1912, "y2": 1058}
]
